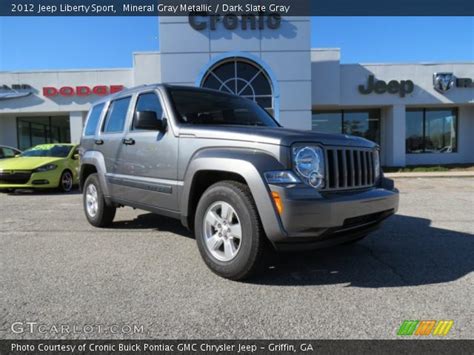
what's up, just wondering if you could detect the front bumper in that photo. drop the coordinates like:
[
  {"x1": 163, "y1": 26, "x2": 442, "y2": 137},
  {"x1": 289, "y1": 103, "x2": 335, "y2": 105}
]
[
  {"x1": 0, "y1": 170, "x2": 61, "y2": 189},
  {"x1": 268, "y1": 178, "x2": 399, "y2": 249}
]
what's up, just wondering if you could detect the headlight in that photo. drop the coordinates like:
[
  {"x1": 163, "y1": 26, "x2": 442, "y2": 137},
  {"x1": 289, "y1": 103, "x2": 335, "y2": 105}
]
[
  {"x1": 34, "y1": 164, "x2": 57, "y2": 172},
  {"x1": 374, "y1": 149, "x2": 381, "y2": 181},
  {"x1": 264, "y1": 171, "x2": 301, "y2": 184},
  {"x1": 292, "y1": 146, "x2": 325, "y2": 189}
]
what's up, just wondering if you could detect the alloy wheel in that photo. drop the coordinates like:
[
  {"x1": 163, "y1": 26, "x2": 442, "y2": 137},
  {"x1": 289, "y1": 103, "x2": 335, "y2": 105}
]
[
  {"x1": 62, "y1": 171, "x2": 73, "y2": 192},
  {"x1": 85, "y1": 183, "x2": 98, "y2": 217},
  {"x1": 203, "y1": 201, "x2": 242, "y2": 262}
]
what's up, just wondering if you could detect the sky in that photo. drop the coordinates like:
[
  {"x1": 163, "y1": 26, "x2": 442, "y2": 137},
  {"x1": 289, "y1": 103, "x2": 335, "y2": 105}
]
[{"x1": 0, "y1": 16, "x2": 472, "y2": 71}]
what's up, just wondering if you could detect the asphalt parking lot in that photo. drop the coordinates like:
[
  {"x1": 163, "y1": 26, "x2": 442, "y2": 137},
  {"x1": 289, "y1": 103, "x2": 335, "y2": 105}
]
[{"x1": 0, "y1": 178, "x2": 473, "y2": 339}]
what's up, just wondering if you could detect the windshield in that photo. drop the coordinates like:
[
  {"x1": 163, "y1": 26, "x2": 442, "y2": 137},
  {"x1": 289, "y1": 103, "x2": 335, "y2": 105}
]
[
  {"x1": 168, "y1": 88, "x2": 279, "y2": 127},
  {"x1": 21, "y1": 144, "x2": 72, "y2": 158}
]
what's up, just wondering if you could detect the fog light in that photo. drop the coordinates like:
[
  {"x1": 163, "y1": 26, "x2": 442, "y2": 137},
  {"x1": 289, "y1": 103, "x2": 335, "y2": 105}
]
[
  {"x1": 271, "y1": 191, "x2": 283, "y2": 215},
  {"x1": 308, "y1": 171, "x2": 324, "y2": 188}
]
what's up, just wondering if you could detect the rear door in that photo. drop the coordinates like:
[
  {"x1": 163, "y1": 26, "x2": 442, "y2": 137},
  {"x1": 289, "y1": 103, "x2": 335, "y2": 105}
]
[
  {"x1": 95, "y1": 96, "x2": 132, "y2": 195},
  {"x1": 112, "y1": 90, "x2": 179, "y2": 212},
  {"x1": 81, "y1": 102, "x2": 106, "y2": 153}
]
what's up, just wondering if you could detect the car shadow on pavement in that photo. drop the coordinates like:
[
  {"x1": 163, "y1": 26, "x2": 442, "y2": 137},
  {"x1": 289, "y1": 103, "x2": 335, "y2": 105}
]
[
  {"x1": 3, "y1": 189, "x2": 81, "y2": 196},
  {"x1": 252, "y1": 214, "x2": 474, "y2": 287},
  {"x1": 111, "y1": 212, "x2": 193, "y2": 238}
]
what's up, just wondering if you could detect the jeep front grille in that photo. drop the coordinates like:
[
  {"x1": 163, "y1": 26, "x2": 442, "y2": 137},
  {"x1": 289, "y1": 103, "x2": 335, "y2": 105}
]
[{"x1": 324, "y1": 148, "x2": 376, "y2": 191}]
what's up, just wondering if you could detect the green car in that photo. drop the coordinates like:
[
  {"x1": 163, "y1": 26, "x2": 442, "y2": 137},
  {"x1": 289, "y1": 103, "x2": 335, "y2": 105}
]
[{"x1": 0, "y1": 143, "x2": 80, "y2": 192}]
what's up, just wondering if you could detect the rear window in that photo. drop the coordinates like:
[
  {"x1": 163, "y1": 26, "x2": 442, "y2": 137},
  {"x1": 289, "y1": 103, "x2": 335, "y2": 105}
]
[{"x1": 84, "y1": 103, "x2": 105, "y2": 136}]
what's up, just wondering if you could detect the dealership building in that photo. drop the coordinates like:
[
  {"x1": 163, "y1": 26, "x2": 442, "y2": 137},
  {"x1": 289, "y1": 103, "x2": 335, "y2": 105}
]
[{"x1": 0, "y1": 16, "x2": 473, "y2": 166}]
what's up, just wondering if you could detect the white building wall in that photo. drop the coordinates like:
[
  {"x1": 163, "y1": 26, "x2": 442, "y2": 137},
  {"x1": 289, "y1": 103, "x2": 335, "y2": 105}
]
[
  {"x1": 0, "y1": 115, "x2": 17, "y2": 147},
  {"x1": 158, "y1": 16, "x2": 312, "y2": 129},
  {"x1": 133, "y1": 53, "x2": 161, "y2": 85},
  {"x1": 311, "y1": 49, "x2": 474, "y2": 166},
  {"x1": 339, "y1": 63, "x2": 474, "y2": 106},
  {"x1": 311, "y1": 49, "x2": 340, "y2": 106},
  {"x1": 69, "y1": 111, "x2": 86, "y2": 144},
  {"x1": 383, "y1": 105, "x2": 407, "y2": 167},
  {"x1": 0, "y1": 68, "x2": 133, "y2": 147},
  {"x1": 0, "y1": 69, "x2": 134, "y2": 114}
]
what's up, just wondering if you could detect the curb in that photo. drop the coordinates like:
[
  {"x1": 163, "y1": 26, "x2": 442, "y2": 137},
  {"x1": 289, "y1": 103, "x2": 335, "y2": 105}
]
[{"x1": 385, "y1": 172, "x2": 474, "y2": 178}]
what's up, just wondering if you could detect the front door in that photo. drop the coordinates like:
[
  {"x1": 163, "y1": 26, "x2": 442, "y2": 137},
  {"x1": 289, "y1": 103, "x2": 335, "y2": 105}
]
[{"x1": 112, "y1": 90, "x2": 179, "y2": 212}]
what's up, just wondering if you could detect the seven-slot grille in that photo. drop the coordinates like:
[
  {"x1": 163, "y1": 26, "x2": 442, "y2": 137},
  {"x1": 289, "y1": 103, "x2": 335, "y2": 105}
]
[
  {"x1": 0, "y1": 170, "x2": 32, "y2": 184},
  {"x1": 324, "y1": 148, "x2": 376, "y2": 190}
]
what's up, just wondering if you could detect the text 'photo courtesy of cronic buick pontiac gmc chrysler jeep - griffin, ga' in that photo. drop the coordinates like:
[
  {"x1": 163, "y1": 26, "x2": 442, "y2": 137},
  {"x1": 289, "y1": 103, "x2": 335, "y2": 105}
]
[{"x1": 79, "y1": 84, "x2": 399, "y2": 280}]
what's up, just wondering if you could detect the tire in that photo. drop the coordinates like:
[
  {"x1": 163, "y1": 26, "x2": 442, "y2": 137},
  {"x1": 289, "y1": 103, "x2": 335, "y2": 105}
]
[
  {"x1": 83, "y1": 173, "x2": 116, "y2": 227},
  {"x1": 58, "y1": 170, "x2": 74, "y2": 192},
  {"x1": 194, "y1": 180, "x2": 266, "y2": 280}
]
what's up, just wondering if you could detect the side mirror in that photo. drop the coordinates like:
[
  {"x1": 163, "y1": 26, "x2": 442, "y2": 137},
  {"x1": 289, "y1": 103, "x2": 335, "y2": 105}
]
[
  {"x1": 72, "y1": 154, "x2": 80, "y2": 160},
  {"x1": 134, "y1": 111, "x2": 166, "y2": 131}
]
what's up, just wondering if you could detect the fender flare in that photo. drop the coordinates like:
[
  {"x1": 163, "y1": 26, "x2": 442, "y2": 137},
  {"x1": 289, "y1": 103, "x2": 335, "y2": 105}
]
[
  {"x1": 180, "y1": 147, "x2": 288, "y2": 241},
  {"x1": 80, "y1": 150, "x2": 111, "y2": 198}
]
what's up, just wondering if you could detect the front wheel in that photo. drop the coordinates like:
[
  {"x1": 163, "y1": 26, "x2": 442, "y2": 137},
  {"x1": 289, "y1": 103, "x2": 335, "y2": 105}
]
[
  {"x1": 194, "y1": 181, "x2": 266, "y2": 280},
  {"x1": 83, "y1": 173, "x2": 116, "y2": 227},
  {"x1": 58, "y1": 170, "x2": 74, "y2": 192}
]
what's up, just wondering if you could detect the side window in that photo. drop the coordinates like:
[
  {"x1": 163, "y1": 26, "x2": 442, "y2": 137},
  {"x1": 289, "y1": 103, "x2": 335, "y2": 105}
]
[
  {"x1": 84, "y1": 103, "x2": 105, "y2": 136},
  {"x1": 3, "y1": 148, "x2": 17, "y2": 158},
  {"x1": 103, "y1": 97, "x2": 131, "y2": 133},
  {"x1": 133, "y1": 92, "x2": 163, "y2": 130}
]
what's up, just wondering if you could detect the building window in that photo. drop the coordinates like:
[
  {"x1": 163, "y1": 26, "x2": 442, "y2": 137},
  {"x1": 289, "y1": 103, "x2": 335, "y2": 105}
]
[
  {"x1": 312, "y1": 109, "x2": 381, "y2": 143},
  {"x1": 406, "y1": 108, "x2": 457, "y2": 153},
  {"x1": 200, "y1": 57, "x2": 274, "y2": 116},
  {"x1": 17, "y1": 116, "x2": 70, "y2": 150}
]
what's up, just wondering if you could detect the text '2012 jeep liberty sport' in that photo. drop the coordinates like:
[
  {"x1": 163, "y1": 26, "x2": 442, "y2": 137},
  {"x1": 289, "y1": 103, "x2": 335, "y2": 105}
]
[{"x1": 80, "y1": 84, "x2": 399, "y2": 280}]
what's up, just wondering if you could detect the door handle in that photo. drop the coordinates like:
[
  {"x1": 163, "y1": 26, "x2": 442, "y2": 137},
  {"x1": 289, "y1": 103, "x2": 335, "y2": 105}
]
[
  {"x1": 94, "y1": 139, "x2": 104, "y2": 145},
  {"x1": 122, "y1": 138, "x2": 135, "y2": 145}
]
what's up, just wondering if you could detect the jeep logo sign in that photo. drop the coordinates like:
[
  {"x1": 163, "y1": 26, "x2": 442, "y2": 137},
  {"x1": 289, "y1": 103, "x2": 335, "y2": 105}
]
[
  {"x1": 189, "y1": 13, "x2": 281, "y2": 31},
  {"x1": 359, "y1": 75, "x2": 414, "y2": 97}
]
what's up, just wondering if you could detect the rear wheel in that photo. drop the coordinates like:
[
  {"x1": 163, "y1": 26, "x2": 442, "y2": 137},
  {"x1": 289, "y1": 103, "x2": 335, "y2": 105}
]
[
  {"x1": 194, "y1": 181, "x2": 266, "y2": 280},
  {"x1": 83, "y1": 173, "x2": 116, "y2": 227},
  {"x1": 58, "y1": 170, "x2": 74, "y2": 192}
]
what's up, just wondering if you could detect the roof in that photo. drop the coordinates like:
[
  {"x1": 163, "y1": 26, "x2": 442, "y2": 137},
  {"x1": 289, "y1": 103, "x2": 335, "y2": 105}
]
[{"x1": 92, "y1": 83, "x2": 238, "y2": 105}]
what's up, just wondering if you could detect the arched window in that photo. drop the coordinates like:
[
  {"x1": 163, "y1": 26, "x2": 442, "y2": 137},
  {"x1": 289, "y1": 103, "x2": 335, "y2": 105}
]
[{"x1": 200, "y1": 58, "x2": 274, "y2": 115}]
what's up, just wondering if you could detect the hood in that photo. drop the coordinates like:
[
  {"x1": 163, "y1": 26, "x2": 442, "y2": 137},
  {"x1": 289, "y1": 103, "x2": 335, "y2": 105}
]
[
  {"x1": 178, "y1": 125, "x2": 376, "y2": 148},
  {"x1": 0, "y1": 156, "x2": 64, "y2": 171}
]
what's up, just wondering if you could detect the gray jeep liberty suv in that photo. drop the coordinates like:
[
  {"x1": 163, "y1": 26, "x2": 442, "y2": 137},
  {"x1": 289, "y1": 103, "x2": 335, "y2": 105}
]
[{"x1": 80, "y1": 84, "x2": 399, "y2": 280}]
